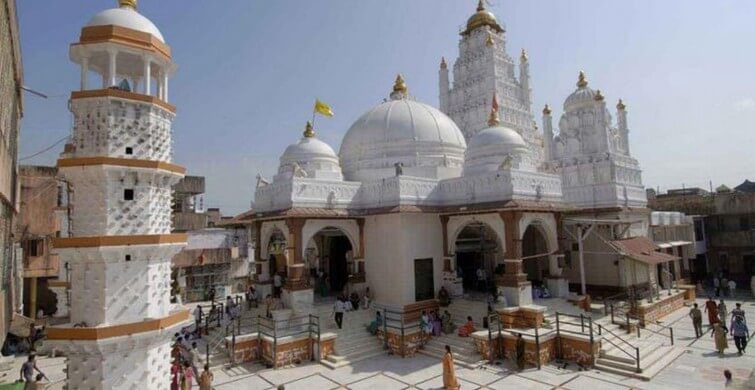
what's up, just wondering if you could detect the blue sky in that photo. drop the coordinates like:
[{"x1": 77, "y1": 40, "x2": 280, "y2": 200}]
[{"x1": 17, "y1": 1, "x2": 755, "y2": 215}]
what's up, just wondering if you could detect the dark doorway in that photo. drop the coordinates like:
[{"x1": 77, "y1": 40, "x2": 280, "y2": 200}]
[
  {"x1": 522, "y1": 225, "x2": 549, "y2": 283},
  {"x1": 415, "y1": 258, "x2": 434, "y2": 301},
  {"x1": 454, "y1": 223, "x2": 500, "y2": 293},
  {"x1": 328, "y1": 235, "x2": 351, "y2": 293},
  {"x1": 693, "y1": 254, "x2": 708, "y2": 282}
]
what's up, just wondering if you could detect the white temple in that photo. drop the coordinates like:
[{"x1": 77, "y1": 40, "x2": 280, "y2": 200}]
[
  {"x1": 45, "y1": 1, "x2": 189, "y2": 389},
  {"x1": 252, "y1": 0, "x2": 652, "y2": 314}
]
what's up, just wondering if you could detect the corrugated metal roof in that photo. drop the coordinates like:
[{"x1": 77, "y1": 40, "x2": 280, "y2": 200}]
[{"x1": 610, "y1": 236, "x2": 679, "y2": 265}]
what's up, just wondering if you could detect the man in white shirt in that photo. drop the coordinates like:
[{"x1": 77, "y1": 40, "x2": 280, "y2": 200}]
[
  {"x1": 476, "y1": 268, "x2": 487, "y2": 291},
  {"x1": 273, "y1": 273, "x2": 283, "y2": 298},
  {"x1": 728, "y1": 279, "x2": 737, "y2": 297},
  {"x1": 333, "y1": 298, "x2": 345, "y2": 329}
]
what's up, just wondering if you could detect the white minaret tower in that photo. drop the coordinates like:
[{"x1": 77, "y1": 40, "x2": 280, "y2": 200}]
[
  {"x1": 439, "y1": 57, "x2": 450, "y2": 112},
  {"x1": 46, "y1": 1, "x2": 189, "y2": 389}
]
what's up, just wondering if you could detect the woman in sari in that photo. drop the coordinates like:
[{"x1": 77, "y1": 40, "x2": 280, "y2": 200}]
[
  {"x1": 712, "y1": 322, "x2": 729, "y2": 355},
  {"x1": 431, "y1": 310, "x2": 442, "y2": 336},
  {"x1": 458, "y1": 316, "x2": 476, "y2": 337},
  {"x1": 442, "y1": 345, "x2": 460, "y2": 390},
  {"x1": 704, "y1": 297, "x2": 719, "y2": 328}
]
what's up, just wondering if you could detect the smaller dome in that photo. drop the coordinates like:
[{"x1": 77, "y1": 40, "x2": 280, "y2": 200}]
[
  {"x1": 87, "y1": 4, "x2": 165, "y2": 42},
  {"x1": 464, "y1": 124, "x2": 528, "y2": 176},
  {"x1": 277, "y1": 122, "x2": 343, "y2": 181},
  {"x1": 463, "y1": 0, "x2": 504, "y2": 35}
]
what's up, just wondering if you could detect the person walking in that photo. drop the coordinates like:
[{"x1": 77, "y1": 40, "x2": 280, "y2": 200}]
[
  {"x1": 171, "y1": 359, "x2": 181, "y2": 390},
  {"x1": 198, "y1": 364, "x2": 213, "y2": 390},
  {"x1": 712, "y1": 322, "x2": 729, "y2": 355},
  {"x1": 690, "y1": 303, "x2": 704, "y2": 338},
  {"x1": 730, "y1": 316, "x2": 750, "y2": 355},
  {"x1": 718, "y1": 300, "x2": 728, "y2": 328},
  {"x1": 713, "y1": 276, "x2": 721, "y2": 297},
  {"x1": 19, "y1": 355, "x2": 46, "y2": 385},
  {"x1": 333, "y1": 296, "x2": 345, "y2": 329},
  {"x1": 722, "y1": 276, "x2": 730, "y2": 297},
  {"x1": 732, "y1": 303, "x2": 746, "y2": 323},
  {"x1": 705, "y1": 297, "x2": 719, "y2": 328},
  {"x1": 181, "y1": 360, "x2": 195, "y2": 390},
  {"x1": 189, "y1": 342, "x2": 202, "y2": 378},
  {"x1": 442, "y1": 345, "x2": 460, "y2": 390},
  {"x1": 516, "y1": 333, "x2": 526, "y2": 371}
]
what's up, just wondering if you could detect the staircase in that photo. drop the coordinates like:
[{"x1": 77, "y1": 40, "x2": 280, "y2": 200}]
[
  {"x1": 593, "y1": 316, "x2": 685, "y2": 380},
  {"x1": 319, "y1": 305, "x2": 385, "y2": 369},
  {"x1": 416, "y1": 299, "x2": 487, "y2": 367}
]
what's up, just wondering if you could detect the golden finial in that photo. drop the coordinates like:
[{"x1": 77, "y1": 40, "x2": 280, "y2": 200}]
[
  {"x1": 393, "y1": 74, "x2": 408, "y2": 94},
  {"x1": 477, "y1": 0, "x2": 486, "y2": 11},
  {"x1": 485, "y1": 34, "x2": 494, "y2": 47},
  {"x1": 119, "y1": 0, "x2": 137, "y2": 9},
  {"x1": 577, "y1": 70, "x2": 588, "y2": 88},
  {"x1": 616, "y1": 99, "x2": 626, "y2": 110},
  {"x1": 440, "y1": 57, "x2": 447, "y2": 69},
  {"x1": 520, "y1": 48, "x2": 528, "y2": 62},
  {"x1": 303, "y1": 121, "x2": 315, "y2": 138},
  {"x1": 594, "y1": 89, "x2": 604, "y2": 101},
  {"x1": 488, "y1": 93, "x2": 500, "y2": 126},
  {"x1": 543, "y1": 104, "x2": 551, "y2": 115}
]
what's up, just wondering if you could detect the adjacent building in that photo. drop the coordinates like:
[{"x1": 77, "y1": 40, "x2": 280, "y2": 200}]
[
  {"x1": 17, "y1": 165, "x2": 69, "y2": 319},
  {"x1": 0, "y1": 0, "x2": 23, "y2": 349}
]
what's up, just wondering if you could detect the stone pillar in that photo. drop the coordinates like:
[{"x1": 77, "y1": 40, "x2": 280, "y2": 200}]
[
  {"x1": 162, "y1": 72, "x2": 169, "y2": 101},
  {"x1": 80, "y1": 56, "x2": 89, "y2": 91},
  {"x1": 142, "y1": 55, "x2": 152, "y2": 95},
  {"x1": 498, "y1": 211, "x2": 531, "y2": 307},
  {"x1": 282, "y1": 218, "x2": 312, "y2": 315},
  {"x1": 107, "y1": 49, "x2": 117, "y2": 87}
]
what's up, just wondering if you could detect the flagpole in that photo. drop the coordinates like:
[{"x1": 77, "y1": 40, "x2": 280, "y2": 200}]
[{"x1": 312, "y1": 108, "x2": 316, "y2": 131}]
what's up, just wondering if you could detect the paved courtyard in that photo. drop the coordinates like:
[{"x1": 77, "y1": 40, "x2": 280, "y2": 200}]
[{"x1": 1, "y1": 294, "x2": 754, "y2": 389}]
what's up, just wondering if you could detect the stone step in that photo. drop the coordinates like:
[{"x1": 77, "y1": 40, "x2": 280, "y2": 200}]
[{"x1": 321, "y1": 348, "x2": 386, "y2": 369}]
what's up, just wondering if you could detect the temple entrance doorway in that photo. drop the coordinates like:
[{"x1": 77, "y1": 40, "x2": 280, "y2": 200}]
[
  {"x1": 522, "y1": 224, "x2": 550, "y2": 291},
  {"x1": 305, "y1": 227, "x2": 354, "y2": 297},
  {"x1": 267, "y1": 229, "x2": 287, "y2": 277},
  {"x1": 454, "y1": 222, "x2": 502, "y2": 295}
]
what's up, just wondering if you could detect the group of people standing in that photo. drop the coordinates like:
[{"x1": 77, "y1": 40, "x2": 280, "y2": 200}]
[
  {"x1": 712, "y1": 273, "x2": 737, "y2": 298},
  {"x1": 690, "y1": 297, "x2": 750, "y2": 355},
  {"x1": 170, "y1": 332, "x2": 213, "y2": 389}
]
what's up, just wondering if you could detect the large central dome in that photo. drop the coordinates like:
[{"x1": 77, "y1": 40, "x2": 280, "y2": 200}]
[
  {"x1": 86, "y1": 1, "x2": 165, "y2": 42},
  {"x1": 339, "y1": 75, "x2": 467, "y2": 182}
]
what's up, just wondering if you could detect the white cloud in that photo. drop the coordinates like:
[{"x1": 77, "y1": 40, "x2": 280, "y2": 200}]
[{"x1": 735, "y1": 98, "x2": 755, "y2": 111}]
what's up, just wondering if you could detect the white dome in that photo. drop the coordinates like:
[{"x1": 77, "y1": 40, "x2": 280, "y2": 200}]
[
  {"x1": 339, "y1": 97, "x2": 467, "y2": 182},
  {"x1": 87, "y1": 7, "x2": 165, "y2": 42},
  {"x1": 463, "y1": 124, "x2": 528, "y2": 176},
  {"x1": 277, "y1": 132, "x2": 343, "y2": 181}
]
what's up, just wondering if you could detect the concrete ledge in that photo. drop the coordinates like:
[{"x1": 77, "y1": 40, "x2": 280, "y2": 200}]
[{"x1": 47, "y1": 309, "x2": 189, "y2": 340}]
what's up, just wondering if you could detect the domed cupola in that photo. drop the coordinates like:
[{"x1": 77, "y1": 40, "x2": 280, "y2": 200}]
[
  {"x1": 563, "y1": 71, "x2": 604, "y2": 111},
  {"x1": 339, "y1": 75, "x2": 467, "y2": 182},
  {"x1": 86, "y1": 0, "x2": 165, "y2": 42},
  {"x1": 463, "y1": 95, "x2": 528, "y2": 176},
  {"x1": 462, "y1": 0, "x2": 504, "y2": 35},
  {"x1": 276, "y1": 121, "x2": 343, "y2": 182}
]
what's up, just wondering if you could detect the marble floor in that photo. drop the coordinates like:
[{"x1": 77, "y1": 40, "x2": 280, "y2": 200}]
[{"x1": 2, "y1": 293, "x2": 754, "y2": 389}]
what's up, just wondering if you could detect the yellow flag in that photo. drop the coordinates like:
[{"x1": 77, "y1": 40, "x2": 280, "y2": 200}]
[{"x1": 314, "y1": 99, "x2": 334, "y2": 117}]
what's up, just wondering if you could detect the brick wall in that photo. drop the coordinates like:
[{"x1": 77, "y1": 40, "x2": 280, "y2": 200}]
[
  {"x1": 377, "y1": 329, "x2": 424, "y2": 357},
  {"x1": 633, "y1": 290, "x2": 685, "y2": 326},
  {"x1": 472, "y1": 332, "x2": 556, "y2": 366}
]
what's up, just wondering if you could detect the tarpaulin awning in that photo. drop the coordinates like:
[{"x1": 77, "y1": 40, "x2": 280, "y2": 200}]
[
  {"x1": 9, "y1": 313, "x2": 35, "y2": 337},
  {"x1": 611, "y1": 237, "x2": 679, "y2": 265}
]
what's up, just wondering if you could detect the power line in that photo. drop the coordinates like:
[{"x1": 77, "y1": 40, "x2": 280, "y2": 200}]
[{"x1": 19, "y1": 135, "x2": 69, "y2": 161}]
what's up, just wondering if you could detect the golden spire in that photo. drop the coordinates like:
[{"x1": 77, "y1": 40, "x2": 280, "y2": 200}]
[
  {"x1": 594, "y1": 89, "x2": 604, "y2": 101},
  {"x1": 577, "y1": 70, "x2": 588, "y2": 88},
  {"x1": 520, "y1": 48, "x2": 528, "y2": 62},
  {"x1": 393, "y1": 74, "x2": 408, "y2": 94},
  {"x1": 440, "y1": 57, "x2": 447, "y2": 69},
  {"x1": 485, "y1": 33, "x2": 494, "y2": 47},
  {"x1": 543, "y1": 104, "x2": 551, "y2": 115},
  {"x1": 119, "y1": 0, "x2": 137, "y2": 9},
  {"x1": 616, "y1": 99, "x2": 626, "y2": 110},
  {"x1": 477, "y1": 0, "x2": 486, "y2": 11},
  {"x1": 488, "y1": 93, "x2": 500, "y2": 126},
  {"x1": 303, "y1": 121, "x2": 315, "y2": 138}
]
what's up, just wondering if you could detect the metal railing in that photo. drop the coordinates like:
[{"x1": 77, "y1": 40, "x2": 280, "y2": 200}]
[
  {"x1": 596, "y1": 323, "x2": 641, "y2": 373},
  {"x1": 554, "y1": 312, "x2": 596, "y2": 364},
  {"x1": 256, "y1": 314, "x2": 321, "y2": 368},
  {"x1": 609, "y1": 303, "x2": 674, "y2": 346}
]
